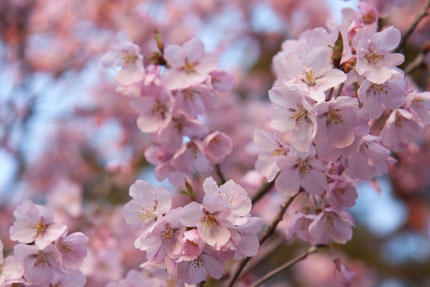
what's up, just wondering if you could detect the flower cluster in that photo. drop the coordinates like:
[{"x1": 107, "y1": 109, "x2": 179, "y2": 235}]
[
  {"x1": 255, "y1": 2, "x2": 430, "y2": 246},
  {"x1": 102, "y1": 33, "x2": 234, "y2": 185},
  {"x1": 122, "y1": 177, "x2": 264, "y2": 285},
  {"x1": 1, "y1": 200, "x2": 88, "y2": 287}
]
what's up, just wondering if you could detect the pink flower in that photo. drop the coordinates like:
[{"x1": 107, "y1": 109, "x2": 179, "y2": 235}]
[
  {"x1": 9, "y1": 200, "x2": 67, "y2": 249},
  {"x1": 405, "y1": 91, "x2": 430, "y2": 126},
  {"x1": 174, "y1": 84, "x2": 214, "y2": 115},
  {"x1": 285, "y1": 212, "x2": 317, "y2": 243},
  {"x1": 280, "y1": 47, "x2": 347, "y2": 102},
  {"x1": 55, "y1": 232, "x2": 88, "y2": 268},
  {"x1": 269, "y1": 84, "x2": 317, "y2": 151},
  {"x1": 123, "y1": 180, "x2": 172, "y2": 231},
  {"x1": 135, "y1": 208, "x2": 184, "y2": 263},
  {"x1": 180, "y1": 192, "x2": 234, "y2": 249},
  {"x1": 14, "y1": 244, "x2": 64, "y2": 285},
  {"x1": 102, "y1": 31, "x2": 145, "y2": 86},
  {"x1": 171, "y1": 141, "x2": 211, "y2": 174},
  {"x1": 181, "y1": 229, "x2": 205, "y2": 261},
  {"x1": 358, "y1": 75, "x2": 406, "y2": 119},
  {"x1": 210, "y1": 70, "x2": 234, "y2": 92},
  {"x1": 176, "y1": 249, "x2": 225, "y2": 284},
  {"x1": 201, "y1": 131, "x2": 233, "y2": 164},
  {"x1": 308, "y1": 209, "x2": 354, "y2": 245},
  {"x1": 163, "y1": 38, "x2": 219, "y2": 90},
  {"x1": 314, "y1": 96, "x2": 361, "y2": 149},
  {"x1": 203, "y1": 177, "x2": 252, "y2": 225},
  {"x1": 231, "y1": 217, "x2": 265, "y2": 259},
  {"x1": 343, "y1": 135, "x2": 392, "y2": 180},
  {"x1": 130, "y1": 89, "x2": 174, "y2": 133},
  {"x1": 50, "y1": 269, "x2": 86, "y2": 287},
  {"x1": 326, "y1": 181, "x2": 358, "y2": 211},
  {"x1": 355, "y1": 26, "x2": 404, "y2": 84},
  {"x1": 1, "y1": 240, "x2": 24, "y2": 287},
  {"x1": 254, "y1": 130, "x2": 290, "y2": 182},
  {"x1": 276, "y1": 148, "x2": 328, "y2": 196},
  {"x1": 151, "y1": 113, "x2": 208, "y2": 150},
  {"x1": 381, "y1": 109, "x2": 423, "y2": 151}
]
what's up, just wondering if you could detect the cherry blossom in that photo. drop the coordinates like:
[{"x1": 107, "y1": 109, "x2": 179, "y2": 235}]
[
  {"x1": 9, "y1": 200, "x2": 67, "y2": 249},
  {"x1": 102, "y1": 31, "x2": 145, "y2": 86}
]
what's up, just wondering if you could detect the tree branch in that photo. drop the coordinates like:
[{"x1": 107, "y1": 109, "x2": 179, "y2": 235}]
[
  {"x1": 226, "y1": 193, "x2": 298, "y2": 287},
  {"x1": 250, "y1": 246, "x2": 319, "y2": 287},
  {"x1": 215, "y1": 164, "x2": 226, "y2": 184},
  {"x1": 251, "y1": 173, "x2": 278, "y2": 204},
  {"x1": 395, "y1": 0, "x2": 430, "y2": 53}
]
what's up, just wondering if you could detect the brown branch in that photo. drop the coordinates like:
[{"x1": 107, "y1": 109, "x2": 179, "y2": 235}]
[
  {"x1": 395, "y1": 0, "x2": 430, "y2": 53},
  {"x1": 250, "y1": 246, "x2": 319, "y2": 287},
  {"x1": 215, "y1": 164, "x2": 226, "y2": 184},
  {"x1": 226, "y1": 193, "x2": 299, "y2": 287},
  {"x1": 251, "y1": 173, "x2": 278, "y2": 204}
]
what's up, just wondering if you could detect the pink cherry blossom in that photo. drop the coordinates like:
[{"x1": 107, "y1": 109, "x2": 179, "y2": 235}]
[
  {"x1": 163, "y1": 38, "x2": 219, "y2": 91},
  {"x1": 381, "y1": 109, "x2": 423, "y2": 151},
  {"x1": 176, "y1": 248, "x2": 225, "y2": 284},
  {"x1": 269, "y1": 84, "x2": 317, "y2": 151},
  {"x1": 358, "y1": 75, "x2": 406, "y2": 119},
  {"x1": 280, "y1": 47, "x2": 347, "y2": 102},
  {"x1": 180, "y1": 192, "x2": 234, "y2": 249},
  {"x1": 0, "y1": 240, "x2": 24, "y2": 287},
  {"x1": 276, "y1": 148, "x2": 328, "y2": 196},
  {"x1": 343, "y1": 135, "x2": 393, "y2": 180},
  {"x1": 123, "y1": 180, "x2": 172, "y2": 231},
  {"x1": 334, "y1": 259, "x2": 356, "y2": 287},
  {"x1": 326, "y1": 180, "x2": 358, "y2": 211},
  {"x1": 201, "y1": 131, "x2": 233, "y2": 164},
  {"x1": 181, "y1": 229, "x2": 205, "y2": 261},
  {"x1": 203, "y1": 177, "x2": 252, "y2": 225},
  {"x1": 50, "y1": 269, "x2": 86, "y2": 287},
  {"x1": 210, "y1": 70, "x2": 235, "y2": 92},
  {"x1": 9, "y1": 200, "x2": 67, "y2": 249},
  {"x1": 308, "y1": 208, "x2": 354, "y2": 245},
  {"x1": 14, "y1": 244, "x2": 64, "y2": 285},
  {"x1": 135, "y1": 208, "x2": 184, "y2": 263},
  {"x1": 171, "y1": 141, "x2": 211, "y2": 174},
  {"x1": 55, "y1": 232, "x2": 88, "y2": 268},
  {"x1": 405, "y1": 91, "x2": 430, "y2": 125},
  {"x1": 254, "y1": 130, "x2": 290, "y2": 182},
  {"x1": 314, "y1": 96, "x2": 361, "y2": 149},
  {"x1": 355, "y1": 26, "x2": 404, "y2": 84},
  {"x1": 130, "y1": 89, "x2": 174, "y2": 133},
  {"x1": 102, "y1": 31, "x2": 145, "y2": 86},
  {"x1": 173, "y1": 84, "x2": 214, "y2": 116},
  {"x1": 285, "y1": 212, "x2": 317, "y2": 243},
  {"x1": 231, "y1": 217, "x2": 265, "y2": 259}
]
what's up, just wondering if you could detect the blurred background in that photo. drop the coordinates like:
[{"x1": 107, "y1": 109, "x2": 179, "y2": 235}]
[{"x1": 0, "y1": 0, "x2": 429, "y2": 286}]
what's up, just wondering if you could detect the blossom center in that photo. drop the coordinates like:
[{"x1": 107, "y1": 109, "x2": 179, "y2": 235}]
[
  {"x1": 289, "y1": 108, "x2": 308, "y2": 124},
  {"x1": 298, "y1": 159, "x2": 310, "y2": 176},
  {"x1": 122, "y1": 52, "x2": 138, "y2": 64},
  {"x1": 163, "y1": 227, "x2": 174, "y2": 240},
  {"x1": 183, "y1": 60, "x2": 196, "y2": 73},
  {"x1": 191, "y1": 257, "x2": 203, "y2": 268},
  {"x1": 412, "y1": 97, "x2": 424, "y2": 107},
  {"x1": 370, "y1": 83, "x2": 389, "y2": 95},
  {"x1": 272, "y1": 147, "x2": 288, "y2": 157},
  {"x1": 139, "y1": 207, "x2": 156, "y2": 222},
  {"x1": 365, "y1": 49, "x2": 384, "y2": 63},
  {"x1": 35, "y1": 251, "x2": 49, "y2": 268},
  {"x1": 363, "y1": 12, "x2": 376, "y2": 25},
  {"x1": 326, "y1": 110, "x2": 344, "y2": 125},
  {"x1": 394, "y1": 112, "x2": 405, "y2": 127},
  {"x1": 302, "y1": 70, "x2": 316, "y2": 86},
  {"x1": 203, "y1": 214, "x2": 217, "y2": 227},
  {"x1": 152, "y1": 100, "x2": 168, "y2": 118},
  {"x1": 35, "y1": 219, "x2": 47, "y2": 236}
]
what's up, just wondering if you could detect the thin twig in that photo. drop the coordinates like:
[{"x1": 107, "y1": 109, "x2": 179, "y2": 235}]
[
  {"x1": 250, "y1": 246, "x2": 319, "y2": 287},
  {"x1": 226, "y1": 194, "x2": 298, "y2": 287},
  {"x1": 395, "y1": 0, "x2": 430, "y2": 53},
  {"x1": 215, "y1": 164, "x2": 226, "y2": 184},
  {"x1": 251, "y1": 173, "x2": 279, "y2": 204},
  {"x1": 335, "y1": 83, "x2": 344, "y2": 98}
]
